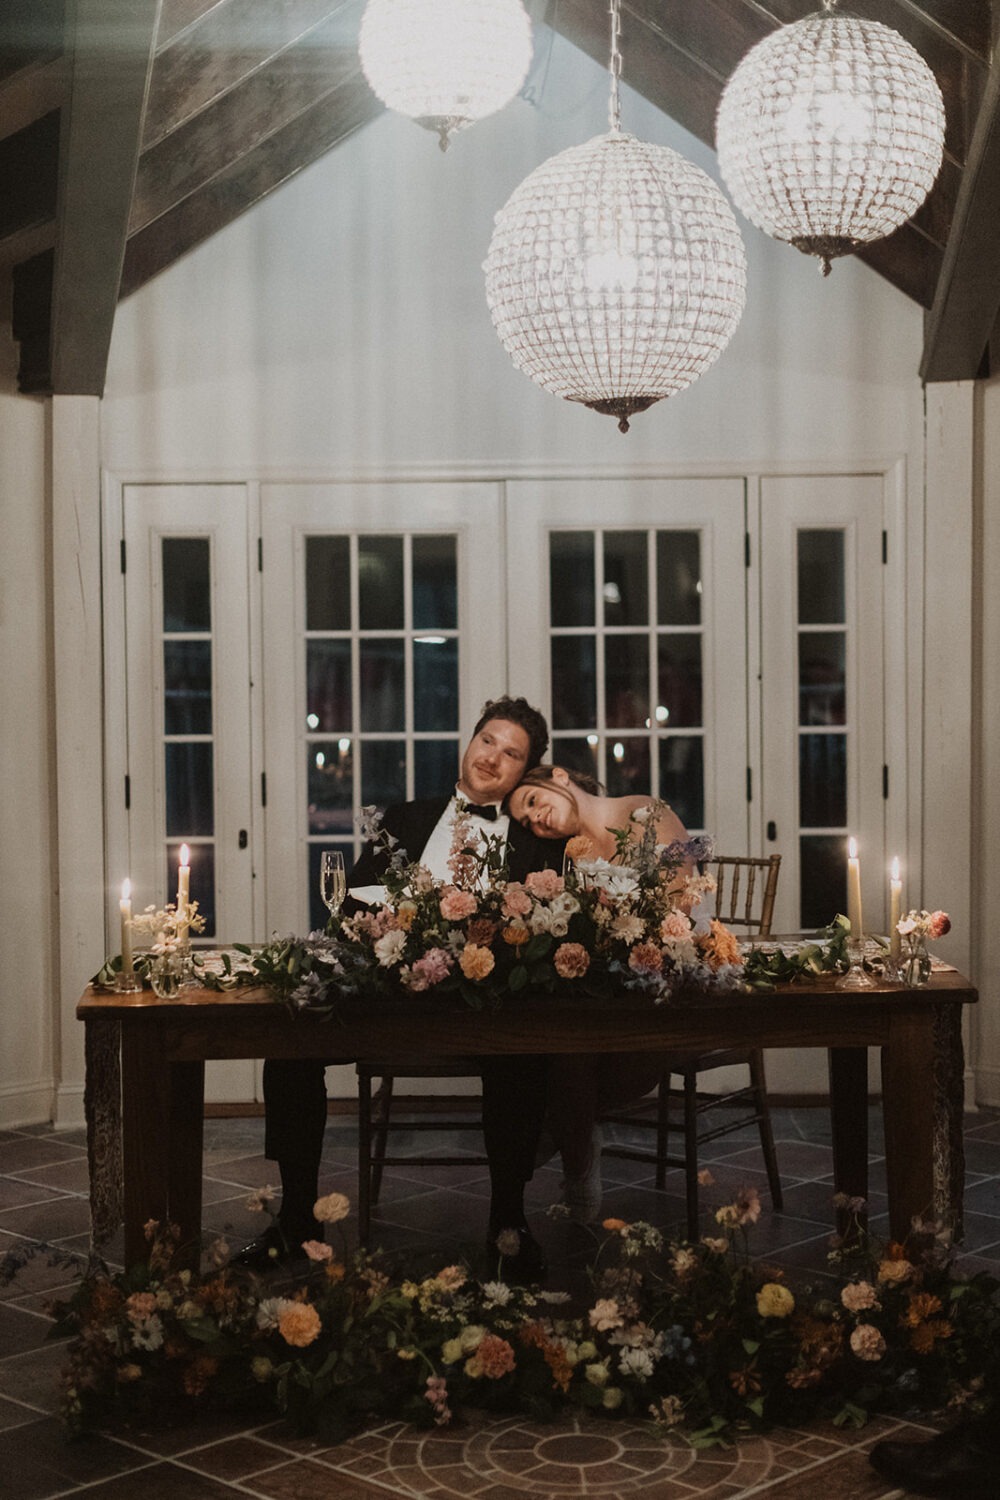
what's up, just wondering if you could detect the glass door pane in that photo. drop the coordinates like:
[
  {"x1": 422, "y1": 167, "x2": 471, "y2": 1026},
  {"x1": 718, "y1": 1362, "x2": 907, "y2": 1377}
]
[
  {"x1": 507, "y1": 479, "x2": 749, "y2": 853},
  {"x1": 261, "y1": 482, "x2": 506, "y2": 936},
  {"x1": 759, "y1": 476, "x2": 885, "y2": 934}
]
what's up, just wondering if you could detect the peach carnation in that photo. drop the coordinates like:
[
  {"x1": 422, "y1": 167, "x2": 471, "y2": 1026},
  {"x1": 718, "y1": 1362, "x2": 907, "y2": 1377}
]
[
  {"x1": 279, "y1": 1302, "x2": 322, "y2": 1348},
  {"x1": 698, "y1": 918, "x2": 742, "y2": 967},
  {"x1": 501, "y1": 883, "x2": 533, "y2": 918},
  {"x1": 841, "y1": 1281, "x2": 880, "y2": 1312},
  {"x1": 660, "y1": 910, "x2": 692, "y2": 940},
  {"x1": 849, "y1": 1324, "x2": 886, "y2": 1361},
  {"x1": 313, "y1": 1192, "x2": 350, "y2": 1224},
  {"x1": 564, "y1": 834, "x2": 595, "y2": 862},
  {"x1": 466, "y1": 1332, "x2": 516, "y2": 1379},
  {"x1": 460, "y1": 944, "x2": 495, "y2": 981},
  {"x1": 502, "y1": 922, "x2": 530, "y2": 946},
  {"x1": 525, "y1": 868, "x2": 563, "y2": 900},
  {"x1": 554, "y1": 942, "x2": 590, "y2": 979},
  {"x1": 628, "y1": 942, "x2": 663, "y2": 975},
  {"x1": 439, "y1": 887, "x2": 478, "y2": 921}
]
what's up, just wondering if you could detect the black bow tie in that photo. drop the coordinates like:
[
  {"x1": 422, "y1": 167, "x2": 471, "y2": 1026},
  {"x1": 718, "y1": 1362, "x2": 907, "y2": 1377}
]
[{"x1": 460, "y1": 801, "x2": 499, "y2": 821}]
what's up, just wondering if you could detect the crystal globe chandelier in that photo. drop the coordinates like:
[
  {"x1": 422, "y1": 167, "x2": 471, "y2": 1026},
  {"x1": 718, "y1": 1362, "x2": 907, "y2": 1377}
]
[
  {"x1": 484, "y1": 0, "x2": 746, "y2": 433},
  {"x1": 716, "y1": 0, "x2": 945, "y2": 275},
  {"x1": 358, "y1": 0, "x2": 533, "y2": 151}
]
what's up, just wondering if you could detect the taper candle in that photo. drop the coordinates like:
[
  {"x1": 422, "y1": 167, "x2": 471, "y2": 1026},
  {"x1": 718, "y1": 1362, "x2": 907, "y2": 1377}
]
[
  {"x1": 177, "y1": 844, "x2": 190, "y2": 919},
  {"x1": 119, "y1": 879, "x2": 135, "y2": 975},
  {"x1": 889, "y1": 856, "x2": 902, "y2": 962},
  {"x1": 847, "y1": 837, "x2": 863, "y2": 939}
]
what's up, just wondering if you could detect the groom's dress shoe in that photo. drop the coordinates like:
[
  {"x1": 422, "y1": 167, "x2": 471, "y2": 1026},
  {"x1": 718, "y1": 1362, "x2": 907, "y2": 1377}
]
[
  {"x1": 868, "y1": 1424, "x2": 996, "y2": 1498},
  {"x1": 228, "y1": 1224, "x2": 302, "y2": 1273}
]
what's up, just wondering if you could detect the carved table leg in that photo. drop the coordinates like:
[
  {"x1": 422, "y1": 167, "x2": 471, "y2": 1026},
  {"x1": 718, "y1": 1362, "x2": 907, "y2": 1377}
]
[{"x1": 83, "y1": 1016, "x2": 123, "y2": 1252}]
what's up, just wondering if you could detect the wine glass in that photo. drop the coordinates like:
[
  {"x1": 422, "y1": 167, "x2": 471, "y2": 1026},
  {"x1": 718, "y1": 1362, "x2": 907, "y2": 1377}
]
[{"x1": 319, "y1": 850, "x2": 346, "y2": 922}]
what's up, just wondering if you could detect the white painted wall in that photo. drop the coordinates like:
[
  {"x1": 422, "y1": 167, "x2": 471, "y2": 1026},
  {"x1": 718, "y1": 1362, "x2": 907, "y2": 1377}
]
[
  {"x1": 0, "y1": 35, "x2": 984, "y2": 1120},
  {"x1": 0, "y1": 330, "x2": 56, "y2": 1126}
]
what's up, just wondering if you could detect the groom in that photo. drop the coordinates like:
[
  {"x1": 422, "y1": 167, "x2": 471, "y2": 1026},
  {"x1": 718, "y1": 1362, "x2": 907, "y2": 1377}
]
[{"x1": 234, "y1": 695, "x2": 565, "y2": 1277}]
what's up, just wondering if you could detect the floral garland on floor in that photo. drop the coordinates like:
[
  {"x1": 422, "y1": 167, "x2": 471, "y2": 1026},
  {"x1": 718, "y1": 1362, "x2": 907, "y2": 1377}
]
[
  {"x1": 10, "y1": 1187, "x2": 998, "y2": 1446},
  {"x1": 189, "y1": 804, "x2": 746, "y2": 1015}
]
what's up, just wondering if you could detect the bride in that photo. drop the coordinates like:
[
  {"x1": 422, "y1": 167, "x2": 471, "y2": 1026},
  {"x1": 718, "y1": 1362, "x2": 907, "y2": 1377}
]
[{"x1": 505, "y1": 765, "x2": 694, "y2": 1224}]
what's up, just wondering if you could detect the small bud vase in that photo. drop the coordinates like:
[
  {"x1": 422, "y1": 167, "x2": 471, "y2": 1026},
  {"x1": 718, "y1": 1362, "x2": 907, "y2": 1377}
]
[
  {"x1": 149, "y1": 950, "x2": 183, "y2": 999},
  {"x1": 899, "y1": 934, "x2": 931, "y2": 988}
]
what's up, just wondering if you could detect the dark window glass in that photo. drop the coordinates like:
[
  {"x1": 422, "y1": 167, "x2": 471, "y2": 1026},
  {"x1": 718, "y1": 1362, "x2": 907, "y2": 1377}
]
[
  {"x1": 603, "y1": 531, "x2": 648, "y2": 626},
  {"x1": 414, "y1": 638, "x2": 458, "y2": 731},
  {"x1": 307, "y1": 742, "x2": 354, "y2": 837},
  {"x1": 167, "y1": 843, "x2": 214, "y2": 939},
  {"x1": 361, "y1": 740, "x2": 406, "y2": 810},
  {"x1": 165, "y1": 743, "x2": 214, "y2": 836},
  {"x1": 163, "y1": 641, "x2": 212, "y2": 734},
  {"x1": 605, "y1": 634, "x2": 649, "y2": 728},
  {"x1": 606, "y1": 736, "x2": 650, "y2": 798},
  {"x1": 413, "y1": 535, "x2": 457, "y2": 630},
  {"x1": 359, "y1": 536, "x2": 404, "y2": 629},
  {"x1": 656, "y1": 531, "x2": 701, "y2": 626},
  {"x1": 550, "y1": 532, "x2": 595, "y2": 628},
  {"x1": 359, "y1": 640, "x2": 405, "y2": 732},
  {"x1": 550, "y1": 737, "x2": 601, "y2": 786},
  {"x1": 800, "y1": 835, "x2": 847, "y2": 930},
  {"x1": 162, "y1": 538, "x2": 210, "y2": 632},
  {"x1": 550, "y1": 636, "x2": 596, "y2": 729},
  {"x1": 306, "y1": 640, "x2": 352, "y2": 732},
  {"x1": 798, "y1": 530, "x2": 845, "y2": 625},
  {"x1": 308, "y1": 841, "x2": 353, "y2": 933},
  {"x1": 799, "y1": 734, "x2": 847, "y2": 827},
  {"x1": 305, "y1": 536, "x2": 350, "y2": 631},
  {"x1": 659, "y1": 735, "x2": 704, "y2": 829},
  {"x1": 656, "y1": 634, "x2": 703, "y2": 728},
  {"x1": 414, "y1": 739, "x2": 459, "y2": 799},
  {"x1": 798, "y1": 631, "x2": 846, "y2": 725}
]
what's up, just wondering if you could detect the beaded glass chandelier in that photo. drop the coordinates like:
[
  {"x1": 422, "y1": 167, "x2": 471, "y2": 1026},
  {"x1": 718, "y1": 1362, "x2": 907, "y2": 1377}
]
[
  {"x1": 358, "y1": 0, "x2": 533, "y2": 151},
  {"x1": 716, "y1": 0, "x2": 945, "y2": 275},
  {"x1": 483, "y1": 0, "x2": 746, "y2": 432}
]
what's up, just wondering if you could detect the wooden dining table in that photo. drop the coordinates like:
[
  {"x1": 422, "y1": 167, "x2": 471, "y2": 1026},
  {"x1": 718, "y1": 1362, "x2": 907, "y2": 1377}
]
[{"x1": 77, "y1": 971, "x2": 976, "y2": 1270}]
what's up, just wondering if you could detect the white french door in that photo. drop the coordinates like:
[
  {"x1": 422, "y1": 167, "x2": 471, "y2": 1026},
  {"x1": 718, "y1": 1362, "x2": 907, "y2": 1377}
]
[
  {"x1": 119, "y1": 483, "x2": 258, "y2": 1101},
  {"x1": 259, "y1": 482, "x2": 507, "y2": 936},
  {"x1": 757, "y1": 474, "x2": 887, "y2": 935},
  {"x1": 506, "y1": 479, "x2": 750, "y2": 855}
]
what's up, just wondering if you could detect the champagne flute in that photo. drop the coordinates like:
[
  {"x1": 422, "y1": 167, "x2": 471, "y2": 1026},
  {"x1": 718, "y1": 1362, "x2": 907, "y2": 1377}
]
[{"x1": 319, "y1": 850, "x2": 346, "y2": 922}]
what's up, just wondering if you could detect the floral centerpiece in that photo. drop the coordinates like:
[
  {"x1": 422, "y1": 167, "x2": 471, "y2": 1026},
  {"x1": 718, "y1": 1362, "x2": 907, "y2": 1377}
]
[{"x1": 206, "y1": 803, "x2": 745, "y2": 1015}]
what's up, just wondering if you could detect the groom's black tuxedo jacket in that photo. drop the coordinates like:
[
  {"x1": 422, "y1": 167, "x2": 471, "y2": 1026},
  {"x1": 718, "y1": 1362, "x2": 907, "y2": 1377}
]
[{"x1": 347, "y1": 796, "x2": 566, "y2": 889}]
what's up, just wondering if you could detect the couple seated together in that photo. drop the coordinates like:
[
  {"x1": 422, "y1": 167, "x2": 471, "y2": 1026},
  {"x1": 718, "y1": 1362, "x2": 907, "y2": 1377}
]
[{"x1": 235, "y1": 694, "x2": 693, "y2": 1280}]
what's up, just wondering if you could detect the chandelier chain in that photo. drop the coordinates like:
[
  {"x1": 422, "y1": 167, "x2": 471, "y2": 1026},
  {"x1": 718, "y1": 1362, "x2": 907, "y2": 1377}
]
[{"x1": 608, "y1": 0, "x2": 622, "y2": 133}]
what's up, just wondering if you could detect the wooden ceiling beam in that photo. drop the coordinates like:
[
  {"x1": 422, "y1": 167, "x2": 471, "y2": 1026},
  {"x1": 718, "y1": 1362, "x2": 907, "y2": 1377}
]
[
  {"x1": 46, "y1": 0, "x2": 160, "y2": 394},
  {"x1": 0, "y1": 54, "x2": 68, "y2": 142},
  {"x1": 921, "y1": 56, "x2": 1000, "y2": 382},
  {"x1": 120, "y1": 69, "x2": 381, "y2": 297},
  {"x1": 131, "y1": 17, "x2": 363, "y2": 234}
]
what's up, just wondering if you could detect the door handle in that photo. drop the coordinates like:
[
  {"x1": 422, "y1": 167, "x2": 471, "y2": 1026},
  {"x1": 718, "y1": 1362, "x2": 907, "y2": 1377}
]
[
  {"x1": 766, "y1": 820, "x2": 777, "y2": 842},
  {"x1": 238, "y1": 829, "x2": 248, "y2": 849}
]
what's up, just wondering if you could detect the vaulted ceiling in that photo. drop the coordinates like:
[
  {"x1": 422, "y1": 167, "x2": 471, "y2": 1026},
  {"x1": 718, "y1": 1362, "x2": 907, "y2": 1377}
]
[{"x1": 1, "y1": 0, "x2": 997, "y2": 397}]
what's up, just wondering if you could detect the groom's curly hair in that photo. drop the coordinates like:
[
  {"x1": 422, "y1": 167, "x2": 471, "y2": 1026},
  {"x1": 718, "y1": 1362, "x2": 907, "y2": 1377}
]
[{"x1": 474, "y1": 696, "x2": 549, "y2": 771}]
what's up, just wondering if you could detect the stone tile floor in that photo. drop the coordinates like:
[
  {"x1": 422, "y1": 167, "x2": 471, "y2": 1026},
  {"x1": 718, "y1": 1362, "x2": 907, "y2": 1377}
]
[{"x1": 2, "y1": 1101, "x2": 999, "y2": 1499}]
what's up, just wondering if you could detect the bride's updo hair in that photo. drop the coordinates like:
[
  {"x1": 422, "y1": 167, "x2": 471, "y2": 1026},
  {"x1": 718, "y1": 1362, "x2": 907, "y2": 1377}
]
[{"x1": 504, "y1": 764, "x2": 604, "y2": 810}]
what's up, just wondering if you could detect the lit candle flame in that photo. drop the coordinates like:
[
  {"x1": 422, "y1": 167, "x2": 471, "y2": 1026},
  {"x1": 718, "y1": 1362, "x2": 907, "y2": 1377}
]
[
  {"x1": 848, "y1": 836, "x2": 858, "y2": 860},
  {"x1": 121, "y1": 878, "x2": 131, "y2": 901},
  {"x1": 179, "y1": 843, "x2": 190, "y2": 867},
  {"x1": 891, "y1": 855, "x2": 900, "y2": 882}
]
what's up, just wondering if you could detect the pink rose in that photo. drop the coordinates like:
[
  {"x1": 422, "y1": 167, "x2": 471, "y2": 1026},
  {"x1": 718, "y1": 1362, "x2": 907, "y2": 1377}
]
[
  {"x1": 525, "y1": 869, "x2": 563, "y2": 900},
  {"x1": 439, "y1": 887, "x2": 478, "y2": 921}
]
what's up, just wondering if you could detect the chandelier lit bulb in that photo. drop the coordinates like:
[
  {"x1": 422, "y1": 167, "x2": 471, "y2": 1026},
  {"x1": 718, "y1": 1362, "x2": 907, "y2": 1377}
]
[
  {"x1": 716, "y1": 0, "x2": 945, "y2": 274},
  {"x1": 484, "y1": 0, "x2": 746, "y2": 432},
  {"x1": 358, "y1": 0, "x2": 533, "y2": 151}
]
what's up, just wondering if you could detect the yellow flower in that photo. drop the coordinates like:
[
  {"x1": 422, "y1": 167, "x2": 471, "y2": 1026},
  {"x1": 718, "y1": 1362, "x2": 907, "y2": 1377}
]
[
  {"x1": 756, "y1": 1282, "x2": 795, "y2": 1319},
  {"x1": 313, "y1": 1192, "x2": 350, "y2": 1224}
]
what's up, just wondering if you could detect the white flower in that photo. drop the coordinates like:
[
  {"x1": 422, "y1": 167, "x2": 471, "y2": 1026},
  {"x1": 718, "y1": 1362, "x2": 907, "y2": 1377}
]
[
  {"x1": 256, "y1": 1297, "x2": 297, "y2": 1331},
  {"x1": 575, "y1": 859, "x2": 640, "y2": 899},
  {"x1": 374, "y1": 929, "x2": 407, "y2": 967},
  {"x1": 130, "y1": 1315, "x2": 164, "y2": 1351},
  {"x1": 610, "y1": 913, "x2": 645, "y2": 943},
  {"x1": 618, "y1": 1346, "x2": 656, "y2": 1379},
  {"x1": 482, "y1": 1281, "x2": 514, "y2": 1307}
]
